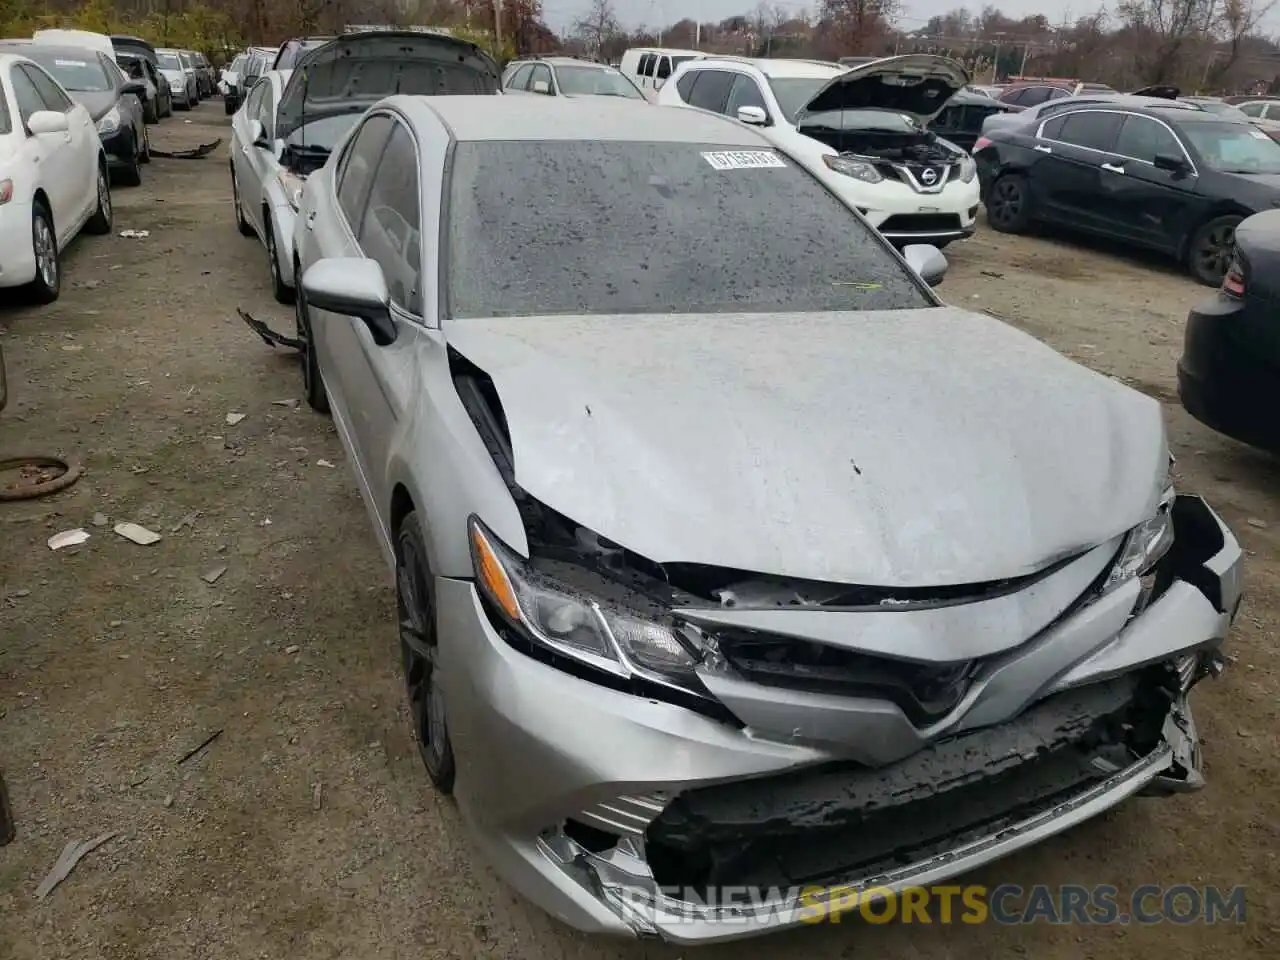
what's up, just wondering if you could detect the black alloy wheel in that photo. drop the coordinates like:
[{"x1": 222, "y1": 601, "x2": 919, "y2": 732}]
[
  {"x1": 1188, "y1": 215, "x2": 1241, "y2": 287},
  {"x1": 396, "y1": 512, "x2": 456, "y2": 793},
  {"x1": 986, "y1": 174, "x2": 1031, "y2": 233}
]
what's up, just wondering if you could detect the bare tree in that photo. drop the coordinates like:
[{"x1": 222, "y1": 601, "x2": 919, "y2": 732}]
[
  {"x1": 573, "y1": 0, "x2": 620, "y2": 59},
  {"x1": 1208, "y1": 0, "x2": 1276, "y2": 84},
  {"x1": 1116, "y1": 0, "x2": 1219, "y2": 83}
]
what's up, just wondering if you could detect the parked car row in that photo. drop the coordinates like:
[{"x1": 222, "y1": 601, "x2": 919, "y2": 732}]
[
  {"x1": 0, "y1": 28, "x2": 223, "y2": 304},
  {"x1": 226, "y1": 30, "x2": 1245, "y2": 947}
]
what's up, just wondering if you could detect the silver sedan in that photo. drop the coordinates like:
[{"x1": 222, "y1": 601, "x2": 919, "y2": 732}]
[{"x1": 289, "y1": 94, "x2": 1243, "y2": 943}]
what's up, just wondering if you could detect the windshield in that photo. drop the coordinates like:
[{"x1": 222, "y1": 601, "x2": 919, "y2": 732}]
[
  {"x1": 285, "y1": 115, "x2": 358, "y2": 151},
  {"x1": 768, "y1": 76, "x2": 834, "y2": 123},
  {"x1": 157, "y1": 53, "x2": 181, "y2": 70},
  {"x1": 179, "y1": 53, "x2": 194, "y2": 69},
  {"x1": 556, "y1": 64, "x2": 642, "y2": 98},
  {"x1": 1184, "y1": 120, "x2": 1280, "y2": 173},
  {"x1": 23, "y1": 49, "x2": 112, "y2": 91},
  {"x1": 447, "y1": 141, "x2": 929, "y2": 319}
]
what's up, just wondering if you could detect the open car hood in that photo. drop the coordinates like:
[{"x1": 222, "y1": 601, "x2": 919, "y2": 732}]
[
  {"x1": 276, "y1": 30, "x2": 501, "y2": 141},
  {"x1": 796, "y1": 54, "x2": 969, "y2": 126}
]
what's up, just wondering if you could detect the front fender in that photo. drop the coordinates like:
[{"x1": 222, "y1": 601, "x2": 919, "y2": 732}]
[{"x1": 265, "y1": 199, "x2": 297, "y2": 286}]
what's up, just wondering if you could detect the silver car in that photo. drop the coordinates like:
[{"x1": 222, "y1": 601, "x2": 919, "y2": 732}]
[
  {"x1": 156, "y1": 48, "x2": 196, "y2": 108},
  {"x1": 230, "y1": 30, "x2": 500, "y2": 303},
  {"x1": 291, "y1": 95, "x2": 1243, "y2": 943}
]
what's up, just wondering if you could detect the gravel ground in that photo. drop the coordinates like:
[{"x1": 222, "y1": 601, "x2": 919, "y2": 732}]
[{"x1": 0, "y1": 102, "x2": 1275, "y2": 960}]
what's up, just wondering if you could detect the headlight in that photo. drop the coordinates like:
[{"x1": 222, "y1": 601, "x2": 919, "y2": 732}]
[
  {"x1": 277, "y1": 170, "x2": 306, "y2": 211},
  {"x1": 958, "y1": 152, "x2": 977, "y2": 183},
  {"x1": 469, "y1": 517, "x2": 705, "y2": 694},
  {"x1": 823, "y1": 153, "x2": 884, "y2": 184},
  {"x1": 96, "y1": 107, "x2": 121, "y2": 135},
  {"x1": 1101, "y1": 479, "x2": 1176, "y2": 594}
]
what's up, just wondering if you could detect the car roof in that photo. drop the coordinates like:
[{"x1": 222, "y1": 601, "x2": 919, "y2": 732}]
[
  {"x1": 416, "y1": 95, "x2": 768, "y2": 145},
  {"x1": 0, "y1": 41, "x2": 105, "y2": 60},
  {"x1": 694, "y1": 56, "x2": 845, "y2": 79}
]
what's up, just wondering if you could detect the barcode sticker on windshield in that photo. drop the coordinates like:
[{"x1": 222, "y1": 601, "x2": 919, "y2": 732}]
[
  {"x1": 701, "y1": 150, "x2": 787, "y2": 170},
  {"x1": 55, "y1": 59, "x2": 88, "y2": 67}
]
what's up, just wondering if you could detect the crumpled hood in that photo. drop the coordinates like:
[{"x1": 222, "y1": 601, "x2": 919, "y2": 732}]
[
  {"x1": 798, "y1": 53, "x2": 969, "y2": 126},
  {"x1": 276, "y1": 29, "x2": 501, "y2": 141},
  {"x1": 449, "y1": 308, "x2": 1168, "y2": 588}
]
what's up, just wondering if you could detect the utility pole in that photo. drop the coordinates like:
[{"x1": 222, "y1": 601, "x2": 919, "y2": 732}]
[
  {"x1": 494, "y1": 0, "x2": 503, "y2": 49},
  {"x1": 1019, "y1": 40, "x2": 1031, "y2": 76}
]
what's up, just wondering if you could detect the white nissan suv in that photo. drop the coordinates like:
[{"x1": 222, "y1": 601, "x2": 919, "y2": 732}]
[{"x1": 658, "y1": 54, "x2": 980, "y2": 247}]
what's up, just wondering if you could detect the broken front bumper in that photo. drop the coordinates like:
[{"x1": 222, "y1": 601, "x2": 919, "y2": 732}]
[{"x1": 435, "y1": 496, "x2": 1241, "y2": 943}]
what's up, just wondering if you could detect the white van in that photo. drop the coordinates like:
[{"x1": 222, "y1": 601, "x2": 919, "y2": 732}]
[
  {"x1": 619, "y1": 47, "x2": 704, "y2": 99},
  {"x1": 32, "y1": 28, "x2": 115, "y2": 57}
]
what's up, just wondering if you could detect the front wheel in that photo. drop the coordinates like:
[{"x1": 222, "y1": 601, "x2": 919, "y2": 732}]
[
  {"x1": 1187, "y1": 215, "x2": 1242, "y2": 287},
  {"x1": 117, "y1": 133, "x2": 142, "y2": 187},
  {"x1": 25, "y1": 203, "x2": 60, "y2": 304},
  {"x1": 296, "y1": 288, "x2": 329, "y2": 413},
  {"x1": 985, "y1": 173, "x2": 1032, "y2": 233},
  {"x1": 397, "y1": 510, "x2": 456, "y2": 794}
]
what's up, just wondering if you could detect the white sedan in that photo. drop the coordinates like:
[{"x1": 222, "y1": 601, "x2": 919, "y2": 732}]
[{"x1": 0, "y1": 51, "x2": 112, "y2": 302}]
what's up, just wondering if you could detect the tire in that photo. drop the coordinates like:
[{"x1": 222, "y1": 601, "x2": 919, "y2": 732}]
[
  {"x1": 396, "y1": 510, "x2": 455, "y2": 794},
  {"x1": 295, "y1": 287, "x2": 329, "y2": 413},
  {"x1": 224, "y1": 97, "x2": 235, "y2": 115},
  {"x1": 266, "y1": 220, "x2": 294, "y2": 304},
  {"x1": 117, "y1": 133, "x2": 142, "y2": 187},
  {"x1": 24, "y1": 202, "x2": 60, "y2": 304},
  {"x1": 1187, "y1": 214, "x2": 1242, "y2": 287},
  {"x1": 84, "y1": 163, "x2": 113, "y2": 235},
  {"x1": 139, "y1": 124, "x2": 151, "y2": 163},
  {"x1": 985, "y1": 173, "x2": 1033, "y2": 233},
  {"x1": 231, "y1": 166, "x2": 254, "y2": 236}
]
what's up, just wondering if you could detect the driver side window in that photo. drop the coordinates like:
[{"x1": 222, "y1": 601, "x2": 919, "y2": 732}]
[
  {"x1": 358, "y1": 122, "x2": 422, "y2": 315},
  {"x1": 10, "y1": 67, "x2": 47, "y2": 124},
  {"x1": 25, "y1": 65, "x2": 72, "y2": 112},
  {"x1": 337, "y1": 114, "x2": 394, "y2": 231}
]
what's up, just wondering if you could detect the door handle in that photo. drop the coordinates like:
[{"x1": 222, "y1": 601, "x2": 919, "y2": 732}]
[
  {"x1": 1101, "y1": 162, "x2": 1125, "y2": 174},
  {"x1": 1033, "y1": 144, "x2": 1052, "y2": 154}
]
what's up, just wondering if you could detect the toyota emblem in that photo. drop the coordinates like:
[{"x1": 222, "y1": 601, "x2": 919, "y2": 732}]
[{"x1": 921, "y1": 167, "x2": 939, "y2": 185}]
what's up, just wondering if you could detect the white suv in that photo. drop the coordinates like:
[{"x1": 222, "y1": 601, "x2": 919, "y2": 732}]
[{"x1": 658, "y1": 54, "x2": 980, "y2": 246}]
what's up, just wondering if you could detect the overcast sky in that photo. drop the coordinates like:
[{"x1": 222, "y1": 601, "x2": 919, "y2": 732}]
[{"x1": 540, "y1": 1, "x2": 1280, "y2": 37}]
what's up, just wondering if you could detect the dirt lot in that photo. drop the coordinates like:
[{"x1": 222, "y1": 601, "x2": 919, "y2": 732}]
[{"x1": 0, "y1": 101, "x2": 1276, "y2": 960}]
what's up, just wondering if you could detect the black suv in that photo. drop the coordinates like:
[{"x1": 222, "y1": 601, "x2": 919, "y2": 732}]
[{"x1": 976, "y1": 99, "x2": 1280, "y2": 285}]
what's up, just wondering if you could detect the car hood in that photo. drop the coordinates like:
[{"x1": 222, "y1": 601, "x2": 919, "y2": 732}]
[
  {"x1": 796, "y1": 54, "x2": 969, "y2": 126},
  {"x1": 448, "y1": 308, "x2": 1168, "y2": 587},
  {"x1": 276, "y1": 30, "x2": 501, "y2": 141},
  {"x1": 71, "y1": 90, "x2": 119, "y2": 121}
]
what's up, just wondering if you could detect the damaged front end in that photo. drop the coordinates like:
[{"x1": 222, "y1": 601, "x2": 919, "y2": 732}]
[{"x1": 448, "y1": 353, "x2": 1242, "y2": 943}]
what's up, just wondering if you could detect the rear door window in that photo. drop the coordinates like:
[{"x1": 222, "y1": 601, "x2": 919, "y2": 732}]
[
  {"x1": 687, "y1": 69, "x2": 734, "y2": 113},
  {"x1": 1058, "y1": 111, "x2": 1123, "y2": 152}
]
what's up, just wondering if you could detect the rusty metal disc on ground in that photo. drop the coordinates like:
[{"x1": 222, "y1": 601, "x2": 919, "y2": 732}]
[{"x1": 0, "y1": 454, "x2": 83, "y2": 502}]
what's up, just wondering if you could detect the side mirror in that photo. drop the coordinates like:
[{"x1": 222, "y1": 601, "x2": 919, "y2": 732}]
[
  {"x1": 737, "y1": 105, "x2": 768, "y2": 126},
  {"x1": 902, "y1": 243, "x2": 948, "y2": 287},
  {"x1": 123, "y1": 80, "x2": 147, "y2": 97},
  {"x1": 1153, "y1": 152, "x2": 1189, "y2": 174},
  {"x1": 27, "y1": 110, "x2": 69, "y2": 135},
  {"x1": 302, "y1": 257, "x2": 397, "y2": 346},
  {"x1": 250, "y1": 118, "x2": 268, "y2": 148},
  {"x1": 532, "y1": 79, "x2": 550, "y2": 94}
]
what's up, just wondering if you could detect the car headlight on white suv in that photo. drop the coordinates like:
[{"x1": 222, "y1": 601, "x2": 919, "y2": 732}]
[
  {"x1": 822, "y1": 154, "x2": 884, "y2": 184},
  {"x1": 96, "y1": 107, "x2": 121, "y2": 135},
  {"x1": 958, "y1": 152, "x2": 977, "y2": 183}
]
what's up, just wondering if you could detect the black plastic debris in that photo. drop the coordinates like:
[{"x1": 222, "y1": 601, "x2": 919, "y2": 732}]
[
  {"x1": 238, "y1": 307, "x2": 304, "y2": 351},
  {"x1": 150, "y1": 138, "x2": 222, "y2": 159}
]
